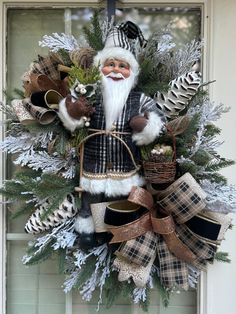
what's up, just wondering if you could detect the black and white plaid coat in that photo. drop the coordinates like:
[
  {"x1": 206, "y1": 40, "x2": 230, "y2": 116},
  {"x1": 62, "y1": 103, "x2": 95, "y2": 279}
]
[{"x1": 82, "y1": 90, "x2": 165, "y2": 179}]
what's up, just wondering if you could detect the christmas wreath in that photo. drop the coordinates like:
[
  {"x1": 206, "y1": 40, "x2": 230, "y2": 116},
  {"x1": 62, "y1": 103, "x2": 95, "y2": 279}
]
[{"x1": 1, "y1": 12, "x2": 236, "y2": 311}]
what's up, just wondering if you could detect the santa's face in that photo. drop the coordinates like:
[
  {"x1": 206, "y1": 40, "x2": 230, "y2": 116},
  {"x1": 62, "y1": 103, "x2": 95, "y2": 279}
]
[
  {"x1": 100, "y1": 57, "x2": 136, "y2": 131},
  {"x1": 101, "y1": 58, "x2": 131, "y2": 80}
]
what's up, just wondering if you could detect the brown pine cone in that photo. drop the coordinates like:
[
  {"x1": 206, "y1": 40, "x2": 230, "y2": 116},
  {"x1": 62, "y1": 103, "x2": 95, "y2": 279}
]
[{"x1": 70, "y1": 48, "x2": 96, "y2": 69}]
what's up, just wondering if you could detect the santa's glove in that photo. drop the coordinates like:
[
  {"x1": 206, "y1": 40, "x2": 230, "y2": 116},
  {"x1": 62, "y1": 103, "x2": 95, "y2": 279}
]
[
  {"x1": 65, "y1": 95, "x2": 95, "y2": 120},
  {"x1": 131, "y1": 111, "x2": 164, "y2": 146},
  {"x1": 58, "y1": 95, "x2": 95, "y2": 132},
  {"x1": 129, "y1": 112, "x2": 148, "y2": 132}
]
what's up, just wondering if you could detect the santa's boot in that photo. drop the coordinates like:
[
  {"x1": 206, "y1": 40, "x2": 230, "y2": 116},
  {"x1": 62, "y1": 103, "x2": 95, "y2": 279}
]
[{"x1": 74, "y1": 192, "x2": 97, "y2": 250}]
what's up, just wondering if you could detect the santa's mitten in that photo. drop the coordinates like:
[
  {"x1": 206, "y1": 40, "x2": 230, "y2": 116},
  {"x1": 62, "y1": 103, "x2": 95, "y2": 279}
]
[
  {"x1": 65, "y1": 95, "x2": 95, "y2": 119},
  {"x1": 131, "y1": 111, "x2": 165, "y2": 146},
  {"x1": 113, "y1": 253, "x2": 156, "y2": 287},
  {"x1": 129, "y1": 113, "x2": 148, "y2": 132},
  {"x1": 58, "y1": 95, "x2": 95, "y2": 132}
]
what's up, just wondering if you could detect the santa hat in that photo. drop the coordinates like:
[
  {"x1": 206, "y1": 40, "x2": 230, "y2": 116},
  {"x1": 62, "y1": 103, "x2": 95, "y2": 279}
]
[{"x1": 94, "y1": 21, "x2": 146, "y2": 75}]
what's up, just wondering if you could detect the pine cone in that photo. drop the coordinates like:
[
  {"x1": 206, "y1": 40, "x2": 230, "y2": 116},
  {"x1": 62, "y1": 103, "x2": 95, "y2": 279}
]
[
  {"x1": 25, "y1": 194, "x2": 77, "y2": 234},
  {"x1": 70, "y1": 48, "x2": 96, "y2": 69},
  {"x1": 154, "y1": 71, "x2": 201, "y2": 118}
]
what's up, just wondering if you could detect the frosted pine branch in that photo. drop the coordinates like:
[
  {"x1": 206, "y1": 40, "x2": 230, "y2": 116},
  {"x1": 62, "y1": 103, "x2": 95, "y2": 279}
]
[
  {"x1": 64, "y1": 270, "x2": 81, "y2": 293},
  {"x1": 14, "y1": 150, "x2": 66, "y2": 172},
  {"x1": 101, "y1": 16, "x2": 114, "y2": 43},
  {"x1": 200, "y1": 137, "x2": 223, "y2": 154},
  {"x1": 79, "y1": 245, "x2": 109, "y2": 302},
  {"x1": 176, "y1": 156, "x2": 195, "y2": 165},
  {"x1": 158, "y1": 34, "x2": 176, "y2": 54},
  {"x1": 200, "y1": 179, "x2": 236, "y2": 213},
  {"x1": 144, "y1": 29, "x2": 175, "y2": 62},
  {"x1": 187, "y1": 265, "x2": 200, "y2": 288},
  {"x1": 166, "y1": 40, "x2": 202, "y2": 77},
  {"x1": 22, "y1": 219, "x2": 74, "y2": 264},
  {"x1": 39, "y1": 33, "x2": 79, "y2": 52},
  {"x1": 52, "y1": 219, "x2": 77, "y2": 250},
  {"x1": 97, "y1": 251, "x2": 111, "y2": 311},
  {"x1": 188, "y1": 102, "x2": 229, "y2": 157},
  {"x1": 1, "y1": 130, "x2": 54, "y2": 154},
  {"x1": 133, "y1": 287, "x2": 147, "y2": 304}
]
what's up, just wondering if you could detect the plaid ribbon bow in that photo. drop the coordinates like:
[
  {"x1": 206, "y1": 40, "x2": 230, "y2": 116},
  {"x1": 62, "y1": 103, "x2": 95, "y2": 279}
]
[{"x1": 110, "y1": 173, "x2": 219, "y2": 289}]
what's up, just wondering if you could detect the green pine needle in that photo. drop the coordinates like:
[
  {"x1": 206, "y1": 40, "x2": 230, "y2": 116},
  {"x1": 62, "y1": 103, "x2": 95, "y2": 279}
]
[
  {"x1": 139, "y1": 286, "x2": 151, "y2": 312},
  {"x1": 152, "y1": 269, "x2": 170, "y2": 307},
  {"x1": 58, "y1": 249, "x2": 67, "y2": 274},
  {"x1": 74, "y1": 255, "x2": 97, "y2": 289},
  {"x1": 215, "y1": 251, "x2": 231, "y2": 263},
  {"x1": 104, "y1": 271, "x2": 122, "y2": 309},
  {"x1": 83, "y1": 10, "x2": 104, "y2": 51},
  {"x1": 69, "y1": 65, "x2": 101, "y2": 86},
  {"x1": 25, "y1": 241, "x2": 55, "y2": 266}
]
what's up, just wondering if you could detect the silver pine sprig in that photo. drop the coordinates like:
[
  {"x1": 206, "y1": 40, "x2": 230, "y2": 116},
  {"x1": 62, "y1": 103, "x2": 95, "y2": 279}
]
[{"x1": 39, "y1": 33, "x2": 79, "y2": 52}]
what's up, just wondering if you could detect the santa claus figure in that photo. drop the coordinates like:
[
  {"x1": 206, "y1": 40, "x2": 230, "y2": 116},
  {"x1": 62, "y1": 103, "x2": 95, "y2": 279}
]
[{"x1": 59, "y1": 22, "x2": 165, "y2": 248}]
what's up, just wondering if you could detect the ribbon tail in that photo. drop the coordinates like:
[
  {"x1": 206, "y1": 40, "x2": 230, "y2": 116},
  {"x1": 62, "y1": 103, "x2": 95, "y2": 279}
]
[{"x1": 156, "y1": 235, "x2": 189, "y2": 290}]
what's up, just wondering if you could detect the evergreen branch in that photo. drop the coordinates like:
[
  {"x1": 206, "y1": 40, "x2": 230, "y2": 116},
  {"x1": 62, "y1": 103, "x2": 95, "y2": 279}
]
[
  {"x1": 205, "y1": 158, "x2": 235, "y2": 172},
  {"x1": 0, "y1": 169, "x2": 40, "y2": 203},
  {"x1": 104, "y1": 271, "x2": 122, "y2": 309},
  {"x1": 35, "y1": 173, "x2": 78, "y2": 219},
  {"x1": 137, "y1": 60, "x2": 169, "y2": 96},
  {"x1": 139, "y1": 286, "x2": 151, "y2": 312},
  {"x1": 68, "y1": 65, "x2": 101, "y2": 86},
  {"x1": 83, "y1": 10, "x2": 104, "y2": 50},
  {"x1": 74, "y1": 255, "x2": 97, "y2": 289},
  {"x1": 57, "y1": 48, "x2": 73, "y2": 67},
  {"x1": 9, "y1": 202, "x2": 35, "y2": 219},
  {"x1": 152, "y1": 266, "x2": 170, "y2": 307},
  {"x1": 58, "y1": 248, "x2": 67, "y2": 274},
  {"x1": 215, "y1": 251, "x2": 231, "y2": 263},
  {"x1": 24, "y1": 240, "x2": 55, "y2": 265},
  {"x1": 200, "y1": 172, "x2": 227, "y2": 185}
]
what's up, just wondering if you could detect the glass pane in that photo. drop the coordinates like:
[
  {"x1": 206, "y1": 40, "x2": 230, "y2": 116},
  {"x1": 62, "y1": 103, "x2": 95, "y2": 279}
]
[
  {"x1": 115, "y1": 7, "x2": 201, "y2": 46},
  {"x1": 7, "y1": 241, "x2": 65, "y2": 314},
  {"x1": 7, "y1": 8, "x2": 65, "y2": 233},
  {"x1": 7, "y1": 9, "x2": 65, "y2": 94}
]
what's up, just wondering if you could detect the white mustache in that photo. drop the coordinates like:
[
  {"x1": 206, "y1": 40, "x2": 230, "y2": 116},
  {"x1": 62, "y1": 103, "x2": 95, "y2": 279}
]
[{"x1": 106, "y1": 72, "x2": 125, "y2": 79}]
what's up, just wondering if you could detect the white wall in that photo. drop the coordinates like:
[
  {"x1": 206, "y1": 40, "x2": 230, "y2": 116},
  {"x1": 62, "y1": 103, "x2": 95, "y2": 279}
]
[{"x1": 206, "y1": 1, "x2": 236, "y2": 314}]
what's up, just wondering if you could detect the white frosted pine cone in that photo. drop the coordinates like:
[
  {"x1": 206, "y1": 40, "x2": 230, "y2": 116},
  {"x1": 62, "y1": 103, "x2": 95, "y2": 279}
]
[
  {"x1": 154, "y1": 71, "x2": 201, "y2": 118},
  {"x1": 25, "y1": 194, "x2": 78, "y2": 234}
]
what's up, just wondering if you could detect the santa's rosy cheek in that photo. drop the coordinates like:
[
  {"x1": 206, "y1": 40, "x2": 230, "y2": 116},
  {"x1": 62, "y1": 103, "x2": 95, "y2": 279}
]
[
  {"x1": 101, "y1": 66, "x2": 112, "y2": 76},
  {"x1": 121, "y1": 68, "x2": 130, "y2": 78}
]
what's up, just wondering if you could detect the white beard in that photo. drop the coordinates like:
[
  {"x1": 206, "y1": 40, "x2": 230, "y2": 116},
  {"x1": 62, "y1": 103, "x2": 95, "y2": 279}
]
[{"x1": 101, "y1": 71, "x2": 136, "y2": 131}]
